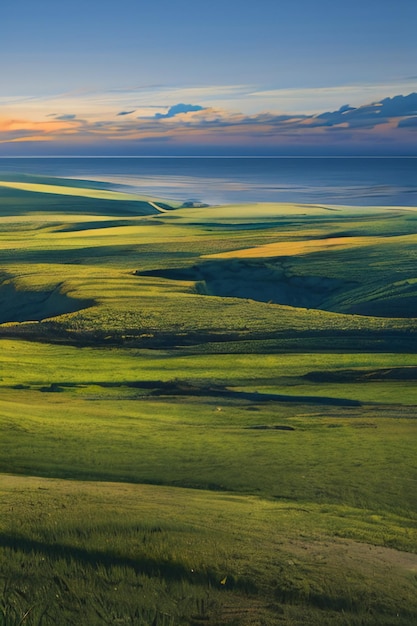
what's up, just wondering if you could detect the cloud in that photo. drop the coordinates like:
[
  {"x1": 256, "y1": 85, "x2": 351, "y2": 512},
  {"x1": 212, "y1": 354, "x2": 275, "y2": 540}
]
[
  {"x1": 378, "y1": 93, "x2": 417, "y2": 116},
  {"x1": 154, "y1": 103, "x2": 206, "y2": 119},
  {"x1": 292, "y1": 93, "x2": 417, "y2": 131},
  {"x1": 247, "y1": 81, "x2": 417, "y2": 114},
  {"x1": 55, "y1": 114, "x2": 77, "y2": 121},
  {"x1": 0, "y1": 129, "x2": 43, "y2": 143},
  {"x1": 398, "y1": 116, "x2": 417, "y2": 128},
  {"x1": 1, "y1": 91, "x2": 416, "y2": 154}
]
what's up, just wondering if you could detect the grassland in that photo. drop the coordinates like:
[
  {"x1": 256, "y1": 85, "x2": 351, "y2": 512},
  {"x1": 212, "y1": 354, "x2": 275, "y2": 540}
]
[{"x1": 0, "y1": 175, "x2": 416, "y2": 625}]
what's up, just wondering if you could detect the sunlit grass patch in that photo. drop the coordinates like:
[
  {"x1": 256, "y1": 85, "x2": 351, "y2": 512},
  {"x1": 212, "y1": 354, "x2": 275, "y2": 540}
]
[
  {"x1": 203, "y1": 234, "x2": 416, "y2": 259},
  {"x1": 0, "y1": 180, "x2": 159, "y2": 202}
]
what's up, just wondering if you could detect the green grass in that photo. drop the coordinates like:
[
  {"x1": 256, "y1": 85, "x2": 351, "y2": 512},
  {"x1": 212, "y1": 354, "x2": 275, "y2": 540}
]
[
  {"x1": 0, "y1": 176, "x2": 417, "y2": 624},
  {"x1": 1, "y1": 475, "x2": 417, "y2": 626},
  {"x1": 1, "y1": 386, "x2": 416, "y2": 517}
]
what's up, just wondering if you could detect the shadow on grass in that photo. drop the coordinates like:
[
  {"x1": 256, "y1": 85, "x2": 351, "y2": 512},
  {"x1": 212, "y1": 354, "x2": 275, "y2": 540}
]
[
  {"x1": 0, "y1": 280, "x2": 95, "y2": 324},
  {"x1": 0, "y1": 534, "x2": 256, "y2": 593},
  {"x1": 304, "y1": 367, "x2": 417, "y2": 382},
  {"x1": 48, "y1": 379, "x2": 362, "y2": 407},
  {"x1": 0, "y1": 185, "x2": 157, "y2": 216}
]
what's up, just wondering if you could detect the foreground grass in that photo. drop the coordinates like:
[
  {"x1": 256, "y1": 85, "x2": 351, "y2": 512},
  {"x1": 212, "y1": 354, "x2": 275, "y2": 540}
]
[{"x1": 1, "y1": 474, "x2": 417, "y2": 626}]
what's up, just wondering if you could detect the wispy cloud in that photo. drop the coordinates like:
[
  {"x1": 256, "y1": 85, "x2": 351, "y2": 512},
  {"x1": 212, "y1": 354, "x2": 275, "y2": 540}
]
[
  {"x1": 54, "y1": 114, "x2": 78, "y2": 121},
  {"x1": 3, "y1": 78, "x2": 417, "y2": 118},
  {"x1": 246, "y1": 79, "x2": 417, "y2": 113}
]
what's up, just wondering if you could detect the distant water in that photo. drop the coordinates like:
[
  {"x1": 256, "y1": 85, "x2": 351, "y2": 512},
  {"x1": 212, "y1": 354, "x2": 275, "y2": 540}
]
[{"x1": 0, "y1": 157, "x2": 416, "y2": 206}]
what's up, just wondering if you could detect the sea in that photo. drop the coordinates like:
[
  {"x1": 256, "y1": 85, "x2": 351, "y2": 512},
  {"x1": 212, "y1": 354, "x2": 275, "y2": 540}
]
[{"x1": 0, "y1": 157, "x2": 416, "y2": 207}]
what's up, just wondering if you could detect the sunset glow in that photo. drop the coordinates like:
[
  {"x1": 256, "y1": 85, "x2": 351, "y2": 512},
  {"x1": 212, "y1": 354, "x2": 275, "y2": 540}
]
[{"x1": 1, "y1": 0, "x2": 416, "y2": 155}]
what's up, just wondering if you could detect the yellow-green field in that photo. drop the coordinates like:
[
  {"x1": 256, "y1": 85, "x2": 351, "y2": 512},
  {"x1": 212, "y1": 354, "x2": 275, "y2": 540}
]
[{"x1": 0, "y1": 176, "x2": 416, "y2": 625}]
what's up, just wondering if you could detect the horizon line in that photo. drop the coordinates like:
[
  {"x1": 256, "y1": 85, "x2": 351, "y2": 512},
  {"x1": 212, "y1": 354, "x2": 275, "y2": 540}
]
[{"x1": 0, "y1": 155, "x2": 416, "y2": 159}]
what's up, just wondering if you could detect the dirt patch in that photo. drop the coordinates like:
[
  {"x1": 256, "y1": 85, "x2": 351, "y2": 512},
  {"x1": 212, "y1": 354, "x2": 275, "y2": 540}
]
[{"x1": 289, "y1": 536, "x2": 417, "y2": 574}]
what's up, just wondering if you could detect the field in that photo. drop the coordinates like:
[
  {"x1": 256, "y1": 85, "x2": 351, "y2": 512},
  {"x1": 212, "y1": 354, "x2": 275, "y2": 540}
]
[{"x1": 0, "y1": 174, "x2": 417, "y2": 625}]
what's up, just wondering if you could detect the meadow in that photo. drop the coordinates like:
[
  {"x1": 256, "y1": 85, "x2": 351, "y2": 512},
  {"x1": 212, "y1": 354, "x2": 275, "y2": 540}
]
[{"x1": 0, "y1": 175, "x2": 416, "y2": 625}]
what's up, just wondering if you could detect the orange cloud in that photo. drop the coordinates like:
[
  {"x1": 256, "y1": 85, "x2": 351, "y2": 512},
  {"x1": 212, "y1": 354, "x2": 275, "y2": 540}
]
[{"x1": 0, "y1": 116, "x2": 81, "y2": 143}]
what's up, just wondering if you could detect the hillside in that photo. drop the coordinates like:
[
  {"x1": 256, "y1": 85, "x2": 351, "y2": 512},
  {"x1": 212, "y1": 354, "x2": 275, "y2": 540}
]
[{"x1": 0, "y1": 176, "x2": 416, "y2": 625}]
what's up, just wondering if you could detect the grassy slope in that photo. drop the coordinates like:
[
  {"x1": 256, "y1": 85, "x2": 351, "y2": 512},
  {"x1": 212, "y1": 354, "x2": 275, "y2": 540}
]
[
  {"x1": 0, "y1": 178, "x2": 416, "y2": 625},
  {"x1": 2, "y1": 474, "x2": 417, "y2": 626},
  {"x1": 1, "y1": 197, "x2": 416, "y2": 351}
]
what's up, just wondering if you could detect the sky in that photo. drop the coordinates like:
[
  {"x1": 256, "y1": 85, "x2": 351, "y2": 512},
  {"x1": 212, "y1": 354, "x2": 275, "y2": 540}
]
[{"x1": 1, "y1": 0, "x2": 416, "y2": 156}]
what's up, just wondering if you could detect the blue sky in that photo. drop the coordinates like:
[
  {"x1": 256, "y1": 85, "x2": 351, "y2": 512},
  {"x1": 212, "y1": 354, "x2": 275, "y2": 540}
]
[{"x1": 1, "y1": 0, "x2": 416, "y2": 155}]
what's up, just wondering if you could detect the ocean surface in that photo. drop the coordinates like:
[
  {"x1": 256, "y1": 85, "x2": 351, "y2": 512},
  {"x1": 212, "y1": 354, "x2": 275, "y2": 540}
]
[{"x1": 0, "y1": 157, "x2": 416, "y2": 207}]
